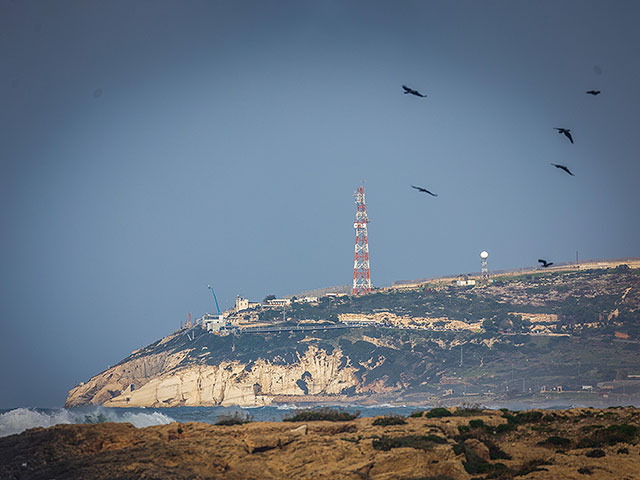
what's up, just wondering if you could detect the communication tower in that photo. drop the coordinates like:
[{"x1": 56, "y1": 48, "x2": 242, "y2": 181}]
[
  {"x1": 353, "y1": 184, "x2": 372, "y2": 295},
  {"x1": 480, "y1": 251, "x2": 489, "y2": 279}
]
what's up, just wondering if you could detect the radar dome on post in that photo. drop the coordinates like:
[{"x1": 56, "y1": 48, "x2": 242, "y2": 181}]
[{"x1": 480, "y1": 251, "x2": 489, "y2": 279}]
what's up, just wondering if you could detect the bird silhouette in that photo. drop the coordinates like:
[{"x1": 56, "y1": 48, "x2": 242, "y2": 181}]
[
  {"x1": 538, "y1": 259, "x2": 554, "y2": 268},
  {"x1": 411, "y1": 185, "x2": 438, "y2": 196},
  {"x1": 551, "y1": 163, "x2": 575, "y2": 176},
  {"x1": 586, "y1": 90, "x2": 601, "y2": 96},
  {"x1": 554, "y1": 128, "x2": 574, "y2": 144},
  {"x1": 402, "y1": 85, "x2": 427, "y2": 98}
]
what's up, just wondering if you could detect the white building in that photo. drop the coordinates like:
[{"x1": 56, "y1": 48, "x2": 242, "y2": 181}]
[
  {"x1": 201, "y1": 314, "x2": 225, "y2": 332},
  {"x1": 266, "y1": 298, "x2": 291, "y2": 307},
  {"x1": 235, "y1": 296, "x2": 260, "y2": 312}
]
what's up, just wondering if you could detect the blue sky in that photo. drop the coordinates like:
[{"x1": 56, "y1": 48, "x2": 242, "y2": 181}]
[{"x1": 1, "y1": 0, "x2": 639, "y2": 407}]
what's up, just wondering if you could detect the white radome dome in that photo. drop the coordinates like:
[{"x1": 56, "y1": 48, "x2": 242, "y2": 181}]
[{"x1": 480, "y1": 251, "x2": 489, "y2": 259}]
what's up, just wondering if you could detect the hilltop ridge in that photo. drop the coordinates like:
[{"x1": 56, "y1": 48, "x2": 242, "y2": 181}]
[{"x1": 66, "y1": 261, "x2": 640, "y2": 408}]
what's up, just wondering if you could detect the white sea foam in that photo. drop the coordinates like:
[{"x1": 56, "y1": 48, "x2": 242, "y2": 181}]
[
  {"x1": 0, "y1": 408, "x2": 74, "y2": 437},
  {"x1": 0, "y1": 407, "x2": 175, "y2": 437}
]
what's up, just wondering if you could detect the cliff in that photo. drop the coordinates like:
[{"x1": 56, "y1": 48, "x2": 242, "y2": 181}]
[{"x1": 67, "y1": 345, "x2": 357, "y2": 408}]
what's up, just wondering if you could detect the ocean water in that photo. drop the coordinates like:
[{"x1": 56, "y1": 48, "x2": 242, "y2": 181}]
[
  {"x1": 0, "y1": 399, "x2": 601, "y2": 438},
  {"x1": 0, "y1": 404, "x2": 424, "y2": 438}
]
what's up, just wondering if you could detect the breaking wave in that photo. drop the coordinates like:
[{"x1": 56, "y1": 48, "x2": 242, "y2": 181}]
[{"x1": 0, "y1": 407, "x2": 175, "y2": 437}]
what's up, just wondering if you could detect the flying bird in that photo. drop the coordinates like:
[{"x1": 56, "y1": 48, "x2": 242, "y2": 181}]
[
  {"x1": 411, "y1": 185, "x2": 438, "y2": 196},
  {"x1": 554, "y1": 128, "x2": 574, "y2": 144},
  {"x1": 538, "y1": 259, "x2": 554, "y2": 268},
  {"x1": 586, "y1": 90, "x2": 601, "y2": 96},
  {"x1": 402, "y1": 85, "x2": 427, "y2": 98},
  {"x1": 551, "y1": 163, "x2": 575, "y2": 176}
]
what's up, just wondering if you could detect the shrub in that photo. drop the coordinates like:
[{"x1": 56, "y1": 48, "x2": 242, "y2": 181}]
[
  {"x1": 578, "y1": 467, "x2": 593, "y2": 475},
  {"x1": 372, "y1": 434, "x2": 447, "y2": 451},
  {"x1": 617, "y1": 447, "x2": 629, "y2": 454},
  {"x1": 539, "y1": 435, "x2": 571, "y2": 448},
  {"x1": 494, "y1": 422, "x2": 517, "y2": 434},
  {"x1": 426, "y1": 407, "x2": 452, "y2": 418},
  {"x1": 514, "y1": 411, "x2": 543, "y2": 424},
  {"x1": 585, "y1": 448, "x2": 605, "y2": 458},
  {"x1": 215, "y1": 411, "x2": 253, "y2": 426},
  {"x1": 485, "y1": 440, "x2": 511, "y2": 460},
  {"x1": 576, "y1": 424, "x2": 638, "y2": 448},
  {"x1": 468, "y1": 419, "x2": 486, "y2": 429},
  {"x1": 372, "y1": 414, "x2": 407, "y2": 426},
  {"x1": 455, "y1": 404, "x2": 485, "y2": 416},
  {"x1": 579, "y1": 424, "x2": 603, "y2": 433},
  {"x1": 283, "y1": 407, "x2": 359, "y2": 422},
  {"x1": 410, "y1": 410, "x2": 424, "y2": 418}
]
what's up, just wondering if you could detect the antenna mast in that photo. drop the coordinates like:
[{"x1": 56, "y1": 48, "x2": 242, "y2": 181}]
[{"x1": 353, "y1": 184, "x2": 372, "y2": 295}]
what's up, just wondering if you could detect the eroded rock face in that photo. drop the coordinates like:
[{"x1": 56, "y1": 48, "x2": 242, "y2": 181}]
[
  {"x1": 65, "y1": 348, "x2": 192, "y2": 407},
  {"x1": 66, "y1": 346, "x2": 360, "y2": 407}
]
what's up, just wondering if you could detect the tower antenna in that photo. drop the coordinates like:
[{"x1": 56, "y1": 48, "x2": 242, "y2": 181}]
[
  {"x1": 480, "y1": 251, "x2": 489, "y2": 280},
  {"x1": 353, "y1": 183, "x2": 372, "y2": 295}
]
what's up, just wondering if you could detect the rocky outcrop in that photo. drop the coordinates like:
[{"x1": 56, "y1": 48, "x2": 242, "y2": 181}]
[
  {"x1": 3, "y1": 408, "x2": 640, "y2": 480},
  {"x1": 67, "y1": 346, "x2": 360, "y2": 408}
]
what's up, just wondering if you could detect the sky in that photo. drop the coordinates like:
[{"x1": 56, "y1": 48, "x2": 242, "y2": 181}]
[{"x1": 1, "y1": 0, "x2": 639, "y2": 408}]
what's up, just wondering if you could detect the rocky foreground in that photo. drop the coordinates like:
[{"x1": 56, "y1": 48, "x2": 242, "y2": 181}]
[{"x1": 2, "y1": 407, "x2": 640, "y2": 480}]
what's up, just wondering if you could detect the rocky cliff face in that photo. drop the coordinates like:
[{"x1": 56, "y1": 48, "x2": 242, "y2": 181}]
[{"x1": 66, "y1": 344, "x2": 359, "y2": 408}]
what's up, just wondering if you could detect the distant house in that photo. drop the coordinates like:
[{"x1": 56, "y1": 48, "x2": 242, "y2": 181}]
[
  {"x1": 265, "y1": 298, "x2": 291, "y2": 307},
  {"x1": 201, "y1": 314, "x2": 225, "y2": 332},
  {"x1": 456, "y1": 274, "x2": 476, "y2": 287}
]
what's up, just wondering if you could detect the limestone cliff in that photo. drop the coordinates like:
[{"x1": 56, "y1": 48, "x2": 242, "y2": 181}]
[{"x1": 66, "y1": 340, "x2": 361, "y2": 407}]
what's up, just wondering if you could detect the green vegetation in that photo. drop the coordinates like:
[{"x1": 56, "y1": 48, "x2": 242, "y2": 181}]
[
  {"x1": 576, "y1": 424, "x2": 638, "y2": 448},
  {"x1": 426, "y1": 408, "x2": 453, "y2": 418},
  {"x1": 585, "y1": 448, "x2": 605, "y2": 458},
  {"x1": 539, "y1": 435, "x2": 571, "y2": 448},
  {"x1": 282, "y1": 407, "x2": 359, "y2": 422},
  {"x1": 372, "y1": 434, "x2": 447, "y2": 451},
  {"x1": 372, "y1": 414, "x2": 407, "y2": 426},
  {"x1": 215, "y1": 411, "x2": 253, "y2": 426}
]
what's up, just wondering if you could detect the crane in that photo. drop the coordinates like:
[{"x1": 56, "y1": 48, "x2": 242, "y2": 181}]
[{"x1": 207, "y1": 285, "x2": 221, "y2": 315}]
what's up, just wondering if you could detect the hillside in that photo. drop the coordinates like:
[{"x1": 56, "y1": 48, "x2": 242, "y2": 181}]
[{"x1": 66, "y1": 265, "x2": 640, "y2": 408}]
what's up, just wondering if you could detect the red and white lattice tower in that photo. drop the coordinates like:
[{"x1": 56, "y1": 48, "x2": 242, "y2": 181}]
[{"x1": 353, "y1": 184, "x2": 372, "y2": 295}]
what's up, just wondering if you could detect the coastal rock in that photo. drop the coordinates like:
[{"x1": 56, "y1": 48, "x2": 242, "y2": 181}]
[
  {"x1": 66, "y1": 345, "x2": 360, "y2": 408},
  {"x1": 3, "y1": 408, "x2": 640, "y2": 480}
]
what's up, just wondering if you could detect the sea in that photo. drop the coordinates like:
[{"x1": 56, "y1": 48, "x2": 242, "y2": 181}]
[
  {"x1": 0, "y1": 404, "x2": 418, "y2": 438},
  {"x1": 0, "y1": 401, "x2": 583, "y2": 438}
]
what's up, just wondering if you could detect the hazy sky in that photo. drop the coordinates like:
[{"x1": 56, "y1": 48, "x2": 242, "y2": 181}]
[{"x1": 1, "y1": 1, "x2": 639, "y2": 407}]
